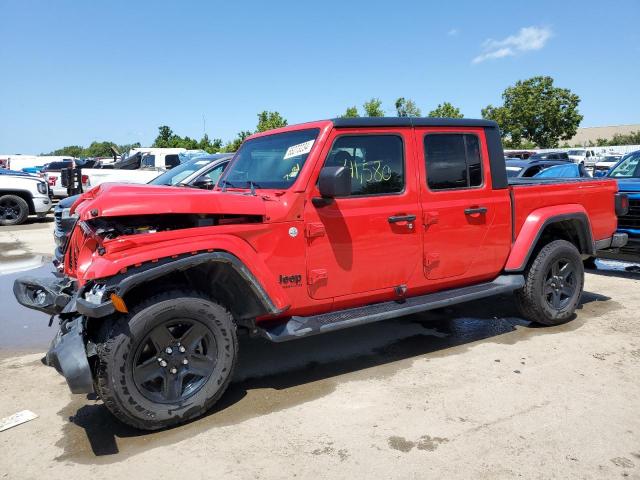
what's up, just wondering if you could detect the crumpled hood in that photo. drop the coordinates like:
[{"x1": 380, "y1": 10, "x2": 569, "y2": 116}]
[{"x1": 73, "y1": 183, "x2": 267, "y2": 220}]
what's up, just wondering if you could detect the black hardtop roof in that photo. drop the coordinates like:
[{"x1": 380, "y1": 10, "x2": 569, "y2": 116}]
[{"x1": 331, "y1": 117, "x2": 499, "y2": 129}]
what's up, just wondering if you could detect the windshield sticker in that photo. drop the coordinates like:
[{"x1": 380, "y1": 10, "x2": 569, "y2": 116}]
[
  {"x1": 283, "y1": 163, "x2": 300, "y2": 180},
  {"x1": 283, "y1": 140, "x2": 315, "y2": 160}
]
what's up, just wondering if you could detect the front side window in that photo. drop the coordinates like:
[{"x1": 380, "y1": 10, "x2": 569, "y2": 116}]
[
  {"x1": 205, "y1": 162, "x2": 228, "y2": 184},
  {"x1": 324, "y1": 135, "x2": 404, "y2": 195},
  {"x1": 221, "y1": 128, "x2": 320, "y2": 189},
  {"x1": 424, "y1": 133, "x2": 482, "y2": 190},
  {"x1": 609, "y1": 152, "x2": 640, "y2": 178}
]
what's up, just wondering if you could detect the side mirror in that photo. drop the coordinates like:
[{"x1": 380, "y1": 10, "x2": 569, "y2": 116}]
[
  {"x1": 593, "y1": 170, "x2": 606, "y2": 178},
  {"x1": 318, "y1": 166, "x2": 351, "y2": 198},
  {"x1": 192, "y1": 175, "x2": 214, "y2": 190}
]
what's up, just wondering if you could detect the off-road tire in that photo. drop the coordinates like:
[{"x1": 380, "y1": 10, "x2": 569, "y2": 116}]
[
  {"x1": 93, "y1": 291, "x2": 238, "y2": 430},
  {"x1": 515, "y1": 240, "x2": 584, "y2": 326},
  {"x1": 0, "y1": 194, "x2": 29, "y2": 226}
]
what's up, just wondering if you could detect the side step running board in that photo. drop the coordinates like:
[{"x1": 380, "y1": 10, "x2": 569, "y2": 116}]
[{"x1": 257, "y1": 275, "x2": 525, "y2": 342}]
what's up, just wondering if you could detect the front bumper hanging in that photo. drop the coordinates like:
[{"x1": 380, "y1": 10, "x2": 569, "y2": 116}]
[{"x1": 44, "y1": 317, "x2": 94, "y2": 394}]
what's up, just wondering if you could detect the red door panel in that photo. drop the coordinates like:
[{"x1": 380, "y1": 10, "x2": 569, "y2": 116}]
[
  {"x1": 304, "y1": 128, "x2": 421, "y2": 300},
  {"x1": 415, "y1": 127, "x2": 511, "y2": 282}
]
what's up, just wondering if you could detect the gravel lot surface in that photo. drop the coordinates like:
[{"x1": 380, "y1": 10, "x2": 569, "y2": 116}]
[{"x1": 1, "y1": 221, "x2": 639, "y2": 479}]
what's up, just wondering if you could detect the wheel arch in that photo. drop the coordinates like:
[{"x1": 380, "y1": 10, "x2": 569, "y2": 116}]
[
  {"x1": 505, "y1": 206, "x2": 594, "y2": 272},
  {"x1": 0, "y1": 189, "x2": 35, "y2": 214},
  {"x1": 101, "y1": 251, "x2": 289, "y2": 326}
]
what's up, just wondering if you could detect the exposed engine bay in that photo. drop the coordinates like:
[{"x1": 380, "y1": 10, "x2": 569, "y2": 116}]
[{"x1": 86, "y1": 213, "x2": 263, "y2": 240}]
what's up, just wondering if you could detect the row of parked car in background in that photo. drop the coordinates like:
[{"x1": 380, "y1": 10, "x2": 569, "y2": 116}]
[
  {"x1": 0, "y1": 148, "x2": 232, "y2": 226},
  {"x1": 2, "y1": 143, "x2": 640, "y2": 267}
]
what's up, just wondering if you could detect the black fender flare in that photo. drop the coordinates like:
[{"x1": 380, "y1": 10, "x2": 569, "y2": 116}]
[
  {"x1": 77, "y1": 252, "x2": 287, "y2": 319},
  {"x1": 505, "y1": 213, "x2": 595, "y2": 273}
]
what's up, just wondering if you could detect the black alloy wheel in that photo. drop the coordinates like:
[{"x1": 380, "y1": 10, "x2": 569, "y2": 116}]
[
  {"x1": 0, "y1": 197, "x2": 21, "y2": 221},
  {"x1": 132, "y1": 319, "x2": 217, "y2": 404},
  {"x1": 543, "y1": 258, "x2": 578, "y2": 310}
]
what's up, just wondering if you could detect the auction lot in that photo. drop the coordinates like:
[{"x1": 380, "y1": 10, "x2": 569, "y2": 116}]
[{"x1": 1, "y1": 219, "x2": 640, "y2": 479}]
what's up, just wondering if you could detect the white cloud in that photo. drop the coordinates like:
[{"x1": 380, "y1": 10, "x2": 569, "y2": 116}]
[
  {"x1": 472, "y1": 26, "x2": 552, "y2": 64},
  {"x1": 448, "y1": 28, "x2": 459, "y2": 36}
]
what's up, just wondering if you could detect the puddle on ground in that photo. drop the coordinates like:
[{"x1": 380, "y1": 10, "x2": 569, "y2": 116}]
[
  {"x1": 52, "y1": 289, "x2": 620, "y2": 464},
  {"x1": 0, "y1": 262, "x2": 58, "y2": 351}
]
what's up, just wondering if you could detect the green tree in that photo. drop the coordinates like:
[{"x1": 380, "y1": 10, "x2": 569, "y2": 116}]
[
  {"x1": 153, "y1": 126, "x2": 174, "y2": 148},
  {"x1": 198, "y1": 134, "x2": 223, "y2": 153},
  {"x1": 117, "y1": 142, "x2": 142, "y2": 155},
  {"x1": 256, "y1": 111, "x2": 288, "y2": 132},
  {"x1": 46, "y1": 145, "x2": 84, "y2": 157},
  {"x1": 609, "y1": 131, "x2": 640, "y2": 146},
  {"x1": 223, "y1": 130, "x2": 252, "y2": 152},
  {"x1": 481, "y1": 76, "x2": 583, "y2": 148},
  {"x1": 428, "y1": 102, "x2": 463, "y2": 118},
  {"x1": 395, "y1": 97, "x2": 421, "y2": 117},
  {"x1": 340, "y1": 106, "x2": 360, "y2": 118},
  {"x1": 363, "y1": 98, "x2": 384, "y2": 117}
]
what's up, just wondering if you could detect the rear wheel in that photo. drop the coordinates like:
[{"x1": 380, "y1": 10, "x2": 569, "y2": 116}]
[
  {"x1": 0, "y1": 194, "x2": 29, "y2": 226},
  {"x1": 94, "y1": 291, "x2": 238, "y2": 430},
  {"x1": 515, "y1": 240, "x2": 584, "y2": 326}
]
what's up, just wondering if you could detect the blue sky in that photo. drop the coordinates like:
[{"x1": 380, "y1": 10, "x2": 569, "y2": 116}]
[{"x1": 1, "y1": 0, "x2": 638, "y2": 153}]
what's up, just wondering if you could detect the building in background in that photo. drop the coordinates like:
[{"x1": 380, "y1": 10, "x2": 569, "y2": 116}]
[{"x1": 567, "y1": 124, "x2": 640, "y2": 146}]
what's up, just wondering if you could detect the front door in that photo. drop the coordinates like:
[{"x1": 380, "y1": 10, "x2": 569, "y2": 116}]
[{"x1": 304, "y1": 130, "x2": 421, "y2": 300}]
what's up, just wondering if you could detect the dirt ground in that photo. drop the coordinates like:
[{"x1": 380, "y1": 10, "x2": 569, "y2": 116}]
[{"x1": 0, "y1": 268, "x2": 638, "y2": 479}]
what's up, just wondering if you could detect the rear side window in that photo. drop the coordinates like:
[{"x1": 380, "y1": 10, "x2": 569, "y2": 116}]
[
  {"x1": 325, "y1": 135, "x2": 404, "y2": 196},
  {"x1": 424, "y1": 134, "x2": 482, "y2": 190}
]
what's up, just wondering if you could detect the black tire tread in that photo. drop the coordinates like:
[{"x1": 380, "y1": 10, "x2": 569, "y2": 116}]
[
  {"x1": 93, "y1": 289, "x2": 237, "y2": 430},
  {"x1": 515, "y1": 239, "x2": 584, "y2": 326},
  {"x1": 0, "y1": 194, "x2": 29, "y2": 226}
]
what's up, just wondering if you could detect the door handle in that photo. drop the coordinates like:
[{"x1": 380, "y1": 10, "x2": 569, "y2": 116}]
[
  {"x1": 388, "y1": 214, "x2": 417, "y2": 223},
  {"x1": 464, "y1": 207, "x2": 487, "y2": 215}
]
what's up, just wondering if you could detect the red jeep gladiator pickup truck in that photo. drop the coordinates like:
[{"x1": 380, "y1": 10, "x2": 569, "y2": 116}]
[{"x1": 14, "y1": 117, "x2": 628, "y2": 430}]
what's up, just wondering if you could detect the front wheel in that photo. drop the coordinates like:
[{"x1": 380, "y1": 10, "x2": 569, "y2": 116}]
[
  {"x1": 94, "y1": 292, "x2": 238, "y2": 430},
  {"x1": 515, "y1": 240, "x2": 584, "y2": 326},
  {"x1": 0, "y1": 194, "x2": 29, "y2": 226}
]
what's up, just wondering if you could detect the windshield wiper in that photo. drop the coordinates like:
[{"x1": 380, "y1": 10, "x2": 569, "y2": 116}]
[
  {"x1": 219, "y1": 178, "x2": 236, "y2": 192},
  {"x1": 248, "y1": 180, "x2": 262, "y2": 195}
]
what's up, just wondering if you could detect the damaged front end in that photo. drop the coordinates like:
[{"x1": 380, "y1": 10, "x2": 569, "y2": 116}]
[
  {"x1": 44, "y1": 316, "x2": 94, "y2": 393},
  {"x1": 13, "y1": 275, "x2": 95, "y2": 394},
  {"x1": 12, "y1": 183, "x2": 274, "y2": 396}
]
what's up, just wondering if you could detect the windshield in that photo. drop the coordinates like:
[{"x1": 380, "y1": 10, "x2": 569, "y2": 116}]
[
  {"x1": 567, "y1": 150, "x2": 585, "y2": 155},
  {"x1": 150, "y1": 157, "x2": 213, "y2": 185},
  {"x1": 220, "y1": 128, "x2": 320, "y2": 189},
  {"x1": 608, "y1": 152, "x2": 640, "y2": 178}
]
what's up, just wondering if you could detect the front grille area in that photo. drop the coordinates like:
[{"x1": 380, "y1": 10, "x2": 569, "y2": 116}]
[
  {"x1": 53, "y1": 207, "x2": 63, "y2": 236},
  {"x1": 618, "y1": 199, "x2": 640, "y2": 230},
  {"x1": 64, "y1": 226, "x2": 88, "y2": 275}
]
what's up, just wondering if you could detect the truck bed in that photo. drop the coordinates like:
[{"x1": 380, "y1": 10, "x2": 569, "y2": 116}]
[{"x1": 509, "y1": 177, "x2": 619, "y2": 243}]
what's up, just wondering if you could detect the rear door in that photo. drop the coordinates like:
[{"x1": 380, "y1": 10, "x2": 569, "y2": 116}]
[
  {"x1": 304, "y1": 129, "x2": 421, "y2": 300},
  {"x1": 415, "y1": 128, "x2": 511, "y2": 282}
]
